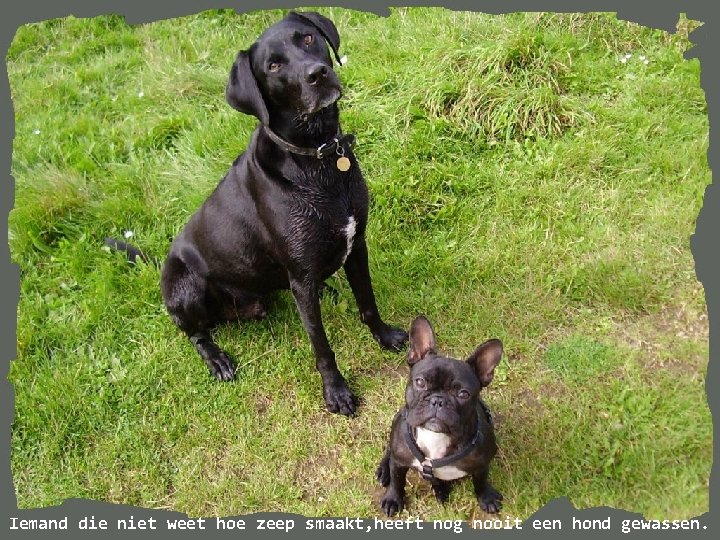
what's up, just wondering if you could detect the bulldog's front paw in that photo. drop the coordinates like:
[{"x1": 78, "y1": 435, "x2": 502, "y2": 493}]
[
  {"x1": 478, "y1": 484, "x2": 503, "y2": 514},
  {"x1": 380, "y1": 488, "x2": 404, "y2": 517}
]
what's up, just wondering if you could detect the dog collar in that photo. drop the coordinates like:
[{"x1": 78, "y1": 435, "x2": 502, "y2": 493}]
[
  {"x1": 262, "y1": 125, "x2": 356, "y2": 161},
  {"x1": 403, "y1": 400, "x2": 493, "y2": 482}
]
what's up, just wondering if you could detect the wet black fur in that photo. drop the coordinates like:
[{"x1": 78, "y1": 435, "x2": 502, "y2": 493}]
[{"x1": 158, "y1": 11, "x2": 408, "y2": 416}]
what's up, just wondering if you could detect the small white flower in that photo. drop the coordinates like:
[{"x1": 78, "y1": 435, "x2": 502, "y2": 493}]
[
  {"x1": 625, "y1": 53, "x2": 632, "y2": 59},
  {"x1": 138, "y1": 91, "x2": 145, "y2": 98},
  {"x1": 339, "y1": 55, "x2": 348, "y2": 66},
  {"x1": 33, "y1": 129, "x2": 40, "y2": 135},
  {"x1": 643, "y1": 59, "x2": 649, "y2": 65},
  {"x1": 639, "y1": 55, "x2": 646, "y2": 61},
  {"x1": 124, "y1": 230, "x2": 134, "y2": 239},
  {"x1": 620, "y1": 57, "x2": 627, "y2": 64}
]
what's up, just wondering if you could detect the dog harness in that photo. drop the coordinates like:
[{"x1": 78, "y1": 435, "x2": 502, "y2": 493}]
[{"x1": 403, "y1": 400, "x2": 493, "y2": 481}]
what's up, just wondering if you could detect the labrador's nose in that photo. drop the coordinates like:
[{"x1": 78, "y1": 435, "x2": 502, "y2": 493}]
[{"x1": 305, "y1": 63, "x2": 329, "y2": 85}]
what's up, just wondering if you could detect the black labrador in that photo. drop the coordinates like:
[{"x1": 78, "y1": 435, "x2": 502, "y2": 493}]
[{"x1": 159, "y1": 11, "x2": 407, "y2": 416}]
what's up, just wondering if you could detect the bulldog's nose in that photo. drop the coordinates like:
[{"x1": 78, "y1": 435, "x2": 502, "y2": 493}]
[
  {"x1": 305, "y1": 63, "x2": 329, "y2": 85},
  {"x1": 429, "y1": 395, "x2": 446, "y2": 408}
]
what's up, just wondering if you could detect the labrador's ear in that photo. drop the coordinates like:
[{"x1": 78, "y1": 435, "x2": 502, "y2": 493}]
[
  {"x1": 225, "y1": 49, "x2": 269, "y2": 125},
  {"x1": 288, "y1": 11, "x2": 341, "y2": 63}
]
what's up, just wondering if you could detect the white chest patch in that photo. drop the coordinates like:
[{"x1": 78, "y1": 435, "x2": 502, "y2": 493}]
[
  {"x1": 411, "y1": 427, "x2": 468, "y2": 481},
  {"x1": 340, "y1": 216, "x2": 356, "y2": 265},
  {"x1": 416, "y1": 427, "x2": 452, "y2": 458}
]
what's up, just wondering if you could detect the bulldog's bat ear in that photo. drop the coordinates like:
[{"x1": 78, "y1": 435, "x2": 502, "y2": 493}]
[
  {"x1": 225, "y1": 48, "x2": 269, "y2": 125},
  {"x1": 407, "y1": 316, "x2": 436, "y2": 365},
  {"x1": 466, "y1": 339, "x2": 503, "y2": 388}
]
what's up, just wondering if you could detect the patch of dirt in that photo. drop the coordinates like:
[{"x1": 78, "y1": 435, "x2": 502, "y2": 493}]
[
  {"x1": 612, "y1": 296, "x2": 708, "y2": 376},
  {"x1": 254, "y1": 394, "x2": 273, "y2": 415},
  {"x1": 494, "y1": 380, "x2": 568, "y2": 427},
  {"x1": 514, "y1": 388, "x2": 543, "y2": 410},
  {"x1": 516, "y1": 285, "x2": 708, "y2": 383},
  {"x1": 354, "y1": 359, "x2": 407, "y2": 381},
  {"x1": 296, "y1": 446, "x2": 344, "y2": 503}
]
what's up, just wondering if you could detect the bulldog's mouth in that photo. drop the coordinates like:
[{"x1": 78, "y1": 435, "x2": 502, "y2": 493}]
[{"x1": 421, "y1": 417, "x2": 448, "y2": 433}]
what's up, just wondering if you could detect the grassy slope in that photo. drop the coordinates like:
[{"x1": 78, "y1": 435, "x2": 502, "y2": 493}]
[{"x1": 7, "y1": 7, "x2": 710, "y2": 520}]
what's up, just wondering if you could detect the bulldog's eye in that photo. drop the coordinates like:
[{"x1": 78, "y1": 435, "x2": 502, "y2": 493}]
[
  {"x1": 457, "y1": 390, "x2": 470, "y2": 399},
  {"x1": 415, "y1": 377, "x2": 427, "y2": 390},
  {"x1": 269, "y1": 61, "x2": 282, "y2": 72},
  {"x1": 304, "y1": 34, "x2": 313, "y2": 46}
]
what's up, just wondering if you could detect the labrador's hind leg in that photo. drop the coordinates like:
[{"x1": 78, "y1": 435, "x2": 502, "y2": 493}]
[{"x1": 161, "y1": 256, "x2": 237, "y2": 381}]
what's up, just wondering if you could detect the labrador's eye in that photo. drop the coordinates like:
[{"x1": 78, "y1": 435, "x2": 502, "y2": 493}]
[
  {"x1": 458, "y1": 390, "x2": 470, "y2": 399},
  {"x1": 269, "y1": 62, "x2": 282, "y2": 72},
  {"x1": 415, "y1": 377, "x2": 427, "y2": 390},
  {"x1": 304, "y1": 34, "x2": 313, "y2": 46}
]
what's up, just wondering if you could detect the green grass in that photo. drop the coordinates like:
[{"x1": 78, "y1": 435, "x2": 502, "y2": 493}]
[{"x1": 7, "y1": 7, "x2": 710, "y2": 521}]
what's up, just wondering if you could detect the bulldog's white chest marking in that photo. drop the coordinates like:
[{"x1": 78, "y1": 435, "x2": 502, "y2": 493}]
[
  {"x1": 416, "y1": 427, "x2": 452, "y2": 458},
  {"x1": 411, "y1": 427, "x2": 468, "y2": 481},
  {"x1": 340, "y1": 216, "x2": 356, "y2": 265}
]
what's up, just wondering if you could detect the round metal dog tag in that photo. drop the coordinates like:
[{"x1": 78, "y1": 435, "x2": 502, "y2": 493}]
[{"x1": 336, "y1": 156, "x2": 351, "y2": 172}]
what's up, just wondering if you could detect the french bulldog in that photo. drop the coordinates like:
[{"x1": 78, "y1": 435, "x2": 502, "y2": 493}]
[{"x1": 376, "y1": 315, "x2": 504, "y2": 516}]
